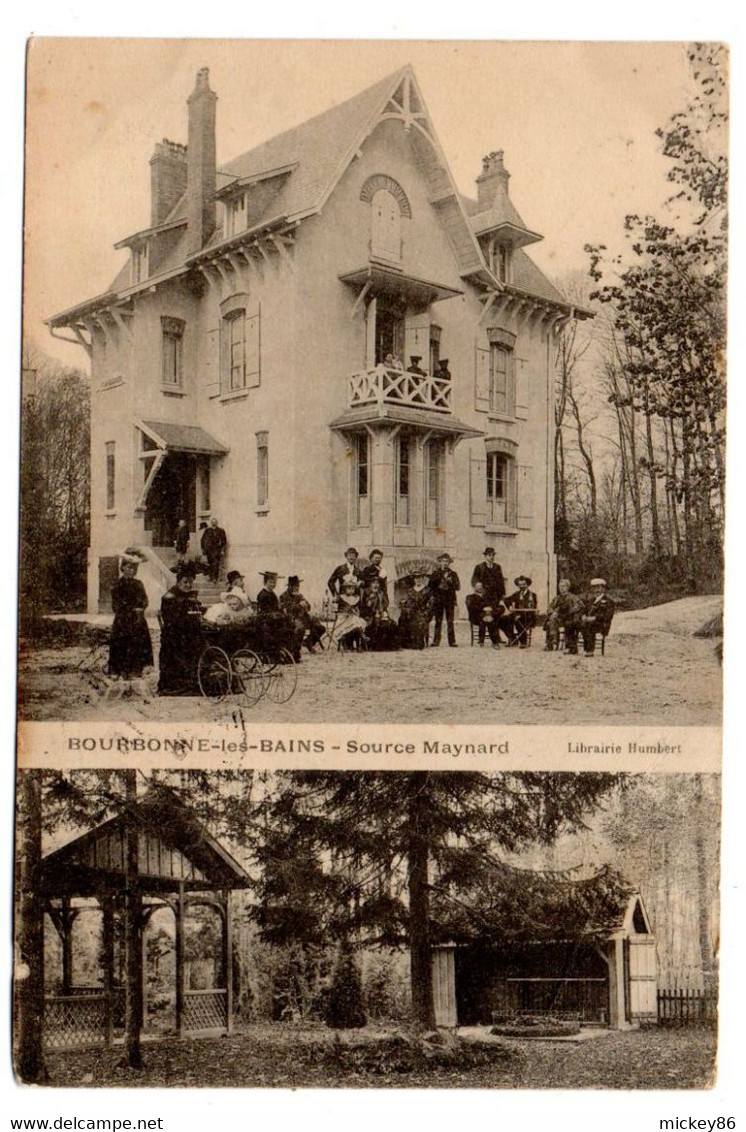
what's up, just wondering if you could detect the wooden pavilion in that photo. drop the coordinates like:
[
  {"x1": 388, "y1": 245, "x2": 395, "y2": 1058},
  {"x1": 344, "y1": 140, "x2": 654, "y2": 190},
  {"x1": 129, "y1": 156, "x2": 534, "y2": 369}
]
[{"x1": 39, "y1": 787, "x2": 250, "y2": 1050}]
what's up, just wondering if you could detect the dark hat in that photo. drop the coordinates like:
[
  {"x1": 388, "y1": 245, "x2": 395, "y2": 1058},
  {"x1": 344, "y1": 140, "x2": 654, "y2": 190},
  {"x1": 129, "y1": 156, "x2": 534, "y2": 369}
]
[
  {"x1": 259, "y1": 571, "x2": 281, "y2": 581},
  {"x1": 483, "y1": 547, "x2": 496, "y2": 556},
  {"x1": 345, "y1": 547, "x2": 359, "y2": 557},
  {"x1": 515, "y1": 575, "x2": 532, "y2": 587},
  {"x1": 287, "y1": 575, "x2": 303, "y2": 586},
  {"x1": 438, "y1": 552, "x2": 453, "y2": 563},
  {"x1": 438, "y1": 358, "x2": 449, "y2": 366},
  {"x1": 369, "y1": 548, "x2": 383, "y2": 558},
  {"x1": 226, "y1": 570, "x2": 244, "y2": 585},
  {"x1": 173, "y1": 563, "x2": 198, "y2": 581}
]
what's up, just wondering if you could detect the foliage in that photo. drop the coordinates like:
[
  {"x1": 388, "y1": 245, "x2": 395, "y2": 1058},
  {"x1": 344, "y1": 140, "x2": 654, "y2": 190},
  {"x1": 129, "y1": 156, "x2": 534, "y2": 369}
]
[
  {"x1": 556, "y1": 44, "x2": 727, "y2": 598},
  {"x1": 324, "y1": 944, "x2": 367, "y2": 1029},
  {"x1": 20, "y1": 345, "x2": 90, "y2": 617},
  {"x1": 363, "y1": 951, "x2": 411, "y2": 1021},
  {"x1": 249, "y1": 772, "x2": 623, "y2": 1027}
]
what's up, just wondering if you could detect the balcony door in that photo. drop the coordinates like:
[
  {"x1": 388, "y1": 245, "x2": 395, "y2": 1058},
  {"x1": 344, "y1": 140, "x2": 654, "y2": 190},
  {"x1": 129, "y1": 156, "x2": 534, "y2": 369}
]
[{"x1": 375, "y1": 302, "x2": 405, "y2": 366}]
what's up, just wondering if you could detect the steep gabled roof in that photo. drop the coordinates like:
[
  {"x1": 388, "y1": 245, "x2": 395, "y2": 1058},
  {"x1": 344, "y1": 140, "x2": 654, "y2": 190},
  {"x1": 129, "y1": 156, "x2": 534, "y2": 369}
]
[{"x1": 219, "y1": 68, "x2": 405, "y2": 223}]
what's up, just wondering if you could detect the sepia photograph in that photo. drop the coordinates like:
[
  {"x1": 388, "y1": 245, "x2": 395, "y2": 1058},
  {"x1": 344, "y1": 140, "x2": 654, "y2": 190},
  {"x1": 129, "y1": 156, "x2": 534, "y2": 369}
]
[
  {"x1": 18, "y1": 40, "x2": 726, "y2": 727},
  {"x1": 14, "y1": 769, "x2": 720, "y2": 1088},
  {"x1": 13, "y1": 35, "x2": 731, "y2": 1104}
]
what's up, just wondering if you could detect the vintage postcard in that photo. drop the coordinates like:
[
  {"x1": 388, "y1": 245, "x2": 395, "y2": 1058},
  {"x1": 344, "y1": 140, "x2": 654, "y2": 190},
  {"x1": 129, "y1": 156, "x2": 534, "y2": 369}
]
[{"x1": 15, "y1": 38, "x2": 727, "y2": 1098}]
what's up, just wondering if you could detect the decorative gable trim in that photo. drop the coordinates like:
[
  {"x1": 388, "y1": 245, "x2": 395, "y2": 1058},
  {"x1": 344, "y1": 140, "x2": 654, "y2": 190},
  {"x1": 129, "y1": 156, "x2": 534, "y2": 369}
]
[{"x1": 360, "y1": 174, "x2": 412, "y2": 217}]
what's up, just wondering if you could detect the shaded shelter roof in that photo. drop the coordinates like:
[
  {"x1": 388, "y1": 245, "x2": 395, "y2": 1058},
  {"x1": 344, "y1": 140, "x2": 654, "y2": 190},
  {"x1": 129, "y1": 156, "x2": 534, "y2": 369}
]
[{"x1": 41, "y1": 786, "x2": 250, "y2": 897}]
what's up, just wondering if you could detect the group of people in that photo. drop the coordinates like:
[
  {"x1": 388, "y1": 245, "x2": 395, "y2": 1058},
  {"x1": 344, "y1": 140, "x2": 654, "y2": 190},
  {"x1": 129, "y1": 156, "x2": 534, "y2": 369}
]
[
  {"x1": 543, "y1": 577, "x2": 615, "y2": 656},
  {"x1": 174, "y1": 517, "x2": 228, "y2": 584},
  {"x1": 105, "y1": 541, "x2": 616, "y2": 696}
]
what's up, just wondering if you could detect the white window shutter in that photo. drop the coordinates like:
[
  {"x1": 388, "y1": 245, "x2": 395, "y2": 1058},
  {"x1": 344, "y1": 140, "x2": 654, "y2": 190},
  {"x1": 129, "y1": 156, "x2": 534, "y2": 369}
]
[
  {"x1": 515, "y1": 356, "x2": 529, "y2": 417},
  {"x1": 205, "y1": 324, "x2": 220, "y2": 394},
  {"x1": 517, "y1": 464, "x2": 534, "y2": 529},
  {"x1": 245, "y1": 302, "x2": 261, "y2": 388},
  {"x1": 404, "y1": 313, "x2": 431, "y2": 367},
  {"x1": 470, "y1": 455, "x2": 487, "y2": 526},
  {"x1": 475, "y1": 347, "x2": 490, "y2": 412}
]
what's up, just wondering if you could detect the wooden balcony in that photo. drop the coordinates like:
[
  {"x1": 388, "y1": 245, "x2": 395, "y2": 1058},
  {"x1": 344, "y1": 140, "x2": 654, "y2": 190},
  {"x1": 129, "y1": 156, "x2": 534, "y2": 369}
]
[{"x1": 349, "y1": 364, "x2": 452, "y2": 414}]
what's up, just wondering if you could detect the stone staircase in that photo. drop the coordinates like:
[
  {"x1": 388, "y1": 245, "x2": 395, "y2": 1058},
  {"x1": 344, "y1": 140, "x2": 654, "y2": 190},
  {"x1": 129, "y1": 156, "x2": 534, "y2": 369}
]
[{"x1": 146, "y1": 546, "x2": 223, "y2": 607}]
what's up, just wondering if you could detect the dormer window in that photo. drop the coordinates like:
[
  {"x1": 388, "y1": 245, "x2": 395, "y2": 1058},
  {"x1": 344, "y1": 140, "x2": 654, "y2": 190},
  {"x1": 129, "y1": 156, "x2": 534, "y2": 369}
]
[
  {"x1": 490, "y1": 240, "x2": 511, "y2": 283},
  {"x1": 226, "y1": 191, "x2": 248, "y2": 238},
  {"x1": 132, "y1": 242, "x2": 149, "y2": 284}
]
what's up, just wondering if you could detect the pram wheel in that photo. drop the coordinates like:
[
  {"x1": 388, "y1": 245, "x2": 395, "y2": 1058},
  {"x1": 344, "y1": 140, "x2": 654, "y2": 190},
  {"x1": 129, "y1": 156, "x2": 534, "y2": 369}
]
[
  {"x1": 232, "y1": 648, "x2": 267, "y2": 706},
  {"x1": 197, "y1": 646, "x2": 233, "y2": 702},
  {"x1": 264, "y1": 647, "x2": 298, "y2": 703}
]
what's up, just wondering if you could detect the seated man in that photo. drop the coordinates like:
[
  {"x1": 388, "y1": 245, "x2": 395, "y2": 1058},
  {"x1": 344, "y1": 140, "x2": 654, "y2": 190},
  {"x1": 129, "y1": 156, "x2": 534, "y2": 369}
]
[
  {"x1": 545, "y1": 579, "x2": 585, "y2": 654},
  {"x1": 465, "y1": 582, "x2": 501, "y2": 648},
  {"x1": 504, "y1": 575, "x2": 538, "y2": 648},
  {"x1": 280, "y1": 575, "x2": 325, "y2": 656},
  {"x1": 579, "y1": 577, "x2": 615, "y2": 655}
]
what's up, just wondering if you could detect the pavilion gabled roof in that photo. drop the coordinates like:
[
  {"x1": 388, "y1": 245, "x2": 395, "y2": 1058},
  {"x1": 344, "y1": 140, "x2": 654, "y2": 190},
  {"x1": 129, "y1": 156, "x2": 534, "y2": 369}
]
[{"x1": 40, "y1": 786, "x2": 250, "y2": 897}]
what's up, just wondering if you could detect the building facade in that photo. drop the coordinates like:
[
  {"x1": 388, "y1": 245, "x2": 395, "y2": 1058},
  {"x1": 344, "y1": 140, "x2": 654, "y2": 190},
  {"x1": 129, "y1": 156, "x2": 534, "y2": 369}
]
[{"x1": 48, "y1": 66, "x2": 583, "y2": 612}]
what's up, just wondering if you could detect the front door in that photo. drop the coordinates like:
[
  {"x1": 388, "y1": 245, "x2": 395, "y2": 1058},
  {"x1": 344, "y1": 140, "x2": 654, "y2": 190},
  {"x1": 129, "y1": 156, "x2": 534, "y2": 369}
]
[{"x1": 144, "y1": 452, "x2": 197, "y2": 546}]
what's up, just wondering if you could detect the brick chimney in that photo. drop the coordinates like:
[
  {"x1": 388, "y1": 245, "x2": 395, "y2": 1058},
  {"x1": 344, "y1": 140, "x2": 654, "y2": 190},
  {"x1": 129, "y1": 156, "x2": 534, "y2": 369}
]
[
  {"x1": 187, "y1": 67, "x2": 217, "y2": 253},
  {"x1": 476, "y1": 150, "x2": 510, "y2": 210},
  {"x1": 150, "y1": 139, "x2": 188, "y2": 227}
]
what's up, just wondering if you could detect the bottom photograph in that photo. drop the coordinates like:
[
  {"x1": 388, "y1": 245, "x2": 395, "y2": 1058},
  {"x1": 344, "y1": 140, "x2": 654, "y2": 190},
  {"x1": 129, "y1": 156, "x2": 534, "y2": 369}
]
[{"x1": 14, "y1": 769, "x2": 719, "y2": 1089}]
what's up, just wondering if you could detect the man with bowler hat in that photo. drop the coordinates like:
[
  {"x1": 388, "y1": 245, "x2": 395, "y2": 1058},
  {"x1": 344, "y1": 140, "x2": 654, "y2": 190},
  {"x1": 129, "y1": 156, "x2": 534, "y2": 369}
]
[{"x1": 429, "y1": 552, "x2": 461, "y2": 647}]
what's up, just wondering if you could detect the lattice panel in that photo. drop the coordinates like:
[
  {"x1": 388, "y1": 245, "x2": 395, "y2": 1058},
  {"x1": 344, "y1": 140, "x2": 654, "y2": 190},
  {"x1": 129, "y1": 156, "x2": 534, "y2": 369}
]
[
  {"x1": 44, "y1": 994, "x2": 108, "y2": 1049},
  {"x1": 184, "y1": 990, "x2": 227, "y2": 1031}
]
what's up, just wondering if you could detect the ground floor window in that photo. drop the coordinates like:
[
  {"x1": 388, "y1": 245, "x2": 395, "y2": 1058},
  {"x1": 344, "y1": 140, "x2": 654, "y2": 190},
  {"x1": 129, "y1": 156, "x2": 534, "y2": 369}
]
[
  {"x1": 105, "y1": 441, "x2": 115, "y2": 511},
  {"x1": 425, "y1": 438, "x2": 445, "y2": 528},
  {"x1": 256, "y1": 432, "x2": 269, "y2": 509},
  {"x1": 395, "y1": 435, "x2": 411, "y2": 525},
  {"x1": 355, "y1": 433, "x2": 371, "y2": 525}
]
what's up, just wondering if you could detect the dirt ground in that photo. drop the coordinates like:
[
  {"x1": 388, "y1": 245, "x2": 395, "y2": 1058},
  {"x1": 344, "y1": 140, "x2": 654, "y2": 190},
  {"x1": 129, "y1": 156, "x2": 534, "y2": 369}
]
[
  {"x1": 41, "y1": 1022, "x2": 716, "y2": 1089},
  {"x1": 17, "y1": 596, "x2": 722, "y2": 726}
]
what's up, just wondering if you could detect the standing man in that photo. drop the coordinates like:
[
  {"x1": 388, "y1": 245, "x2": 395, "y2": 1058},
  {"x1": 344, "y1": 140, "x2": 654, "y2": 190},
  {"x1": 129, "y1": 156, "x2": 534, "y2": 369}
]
[
  {"x1": 327, "y1": 547, "x2": 363, "y2": 601},
  {"x1": 201, "y1": 517, "x2": 227, "y2": 584},
  {"x1": 471, "y1": 548, "x2": 506, "y2": 639},
  {"x1": 174, "y1": 518, "x2": 190, "y2": 563},
  {"x1": 360, "y1": 549, "x2": 389, "y2": 602},
  {"x1": 429, "y1": 552, "x2": 461, "y2": 647}
]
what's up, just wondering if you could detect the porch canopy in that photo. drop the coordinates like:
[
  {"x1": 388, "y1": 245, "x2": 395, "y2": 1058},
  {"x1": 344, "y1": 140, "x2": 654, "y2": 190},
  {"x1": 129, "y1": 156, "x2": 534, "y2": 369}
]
[
  {"x1": 138, "y1": 420, "x2": 228, "y2": 456},
  {"x1": 330, "y1": 403, "x2": 483, "y2": 441},
  {"x1": 40, "y1": 786, "x2": 249, "y2": 1049},
  {"x1": 339, "y1": 264, "x2": 463, "y2": 307}
]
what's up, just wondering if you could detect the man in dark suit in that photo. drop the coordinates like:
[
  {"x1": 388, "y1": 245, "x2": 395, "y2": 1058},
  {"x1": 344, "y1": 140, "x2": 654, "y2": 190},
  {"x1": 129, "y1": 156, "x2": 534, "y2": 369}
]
[
  {"x1": 580, "y1": 578, "x2": 615, "y2": 655},
  {"x1": 504, "y1": 574, "x2": 538, "y2": 648},
  {"x1": 466, "y1": 582, "x2": 501, "y2": 648},
  {"x1": 429, "y1": 552, "x2": 460, "y2": 647},
  {"x1": 327, "y1": 547, "x2": 363, "y2": 600},
  {"x1": 201, "y1": 517, "x2": 227, "y2": 583},
  {"x1": 360, "y1": 548, "x2": 389, "y2": 603},
  {"x1": 471, "y1": 548, "x2": 507, "y2": 641}
]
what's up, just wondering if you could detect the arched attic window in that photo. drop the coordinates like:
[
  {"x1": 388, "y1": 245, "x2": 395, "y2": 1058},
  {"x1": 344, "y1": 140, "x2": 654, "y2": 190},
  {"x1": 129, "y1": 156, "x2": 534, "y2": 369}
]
[{"x1": 361, "y1": 175, "x2": 411, "y2": 263}]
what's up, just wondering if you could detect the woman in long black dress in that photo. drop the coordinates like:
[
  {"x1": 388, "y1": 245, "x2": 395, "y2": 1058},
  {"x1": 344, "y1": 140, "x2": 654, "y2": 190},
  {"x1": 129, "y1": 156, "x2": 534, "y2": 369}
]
[
  {"x1": 157, "y1": 564, "x2": 206, "y2": 695},
  {"x1": 108, "y1": 551, "x2": 154, "y2": 678},
  {"x1": 398, "y1": 572, "x2": 433, "y2": 650}
]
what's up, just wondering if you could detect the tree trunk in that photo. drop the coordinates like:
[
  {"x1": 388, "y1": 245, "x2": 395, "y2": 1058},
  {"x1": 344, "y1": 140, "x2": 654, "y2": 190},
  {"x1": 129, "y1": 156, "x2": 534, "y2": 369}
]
[
  {"x1": 643, "y1": 393, "x2": 663, "y2": 560},
  {"x1": 407, "y1": 775, "x2": 436, "y2": 1030},
  {"x1": 14, "y1": 770, "x2": 48, "y2": 1083},
  {"x1": 693, "y1": 776, "x2": 718, "y2": 999},
  {"x1": 121, "y1": 771, "x2": 144, "y2": 1068}
]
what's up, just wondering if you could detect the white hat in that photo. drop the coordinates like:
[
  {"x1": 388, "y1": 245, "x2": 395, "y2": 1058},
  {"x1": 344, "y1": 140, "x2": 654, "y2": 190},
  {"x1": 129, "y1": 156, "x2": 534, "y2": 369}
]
[
  {"x1": 590, "y1": 577, "x2": 607, "y2": 587},
  {"x1": 222, "y1": 587, "x2": 250, "y2": 608}
]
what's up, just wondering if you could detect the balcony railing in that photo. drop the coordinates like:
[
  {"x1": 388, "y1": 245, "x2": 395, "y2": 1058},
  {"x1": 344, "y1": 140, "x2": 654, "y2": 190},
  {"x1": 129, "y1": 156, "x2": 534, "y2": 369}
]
[{"x1": 349, "y1": 364, "x2": 452, "y2": 415}]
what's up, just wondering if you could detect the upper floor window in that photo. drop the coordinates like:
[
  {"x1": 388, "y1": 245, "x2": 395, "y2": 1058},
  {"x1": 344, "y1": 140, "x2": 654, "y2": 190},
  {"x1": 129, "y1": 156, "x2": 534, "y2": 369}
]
[
  {"x1": 226, "y1": 191, "x2": 248, "y2": 237},
  {"x1": 490, "y1": 240, "x2": 511, "y2": 283},
  {"x1": 219, "y1": 294, "x2": 261, "y2": 395},
  {"x1": 256, "y1": 431, "x2": 269, "y2": 510},
  {"x1": 132, "y1": 243, "x2": 149, "y2": 284},
  {"x1": 361, "y1": 175, "x2": 411, "y2": 265},
  {"x1": 161, "y1": 317, "x2": 185, "y2": 389},
  {"x1": 487, "y1": 327, "x2": 517, "y2": 417}
]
